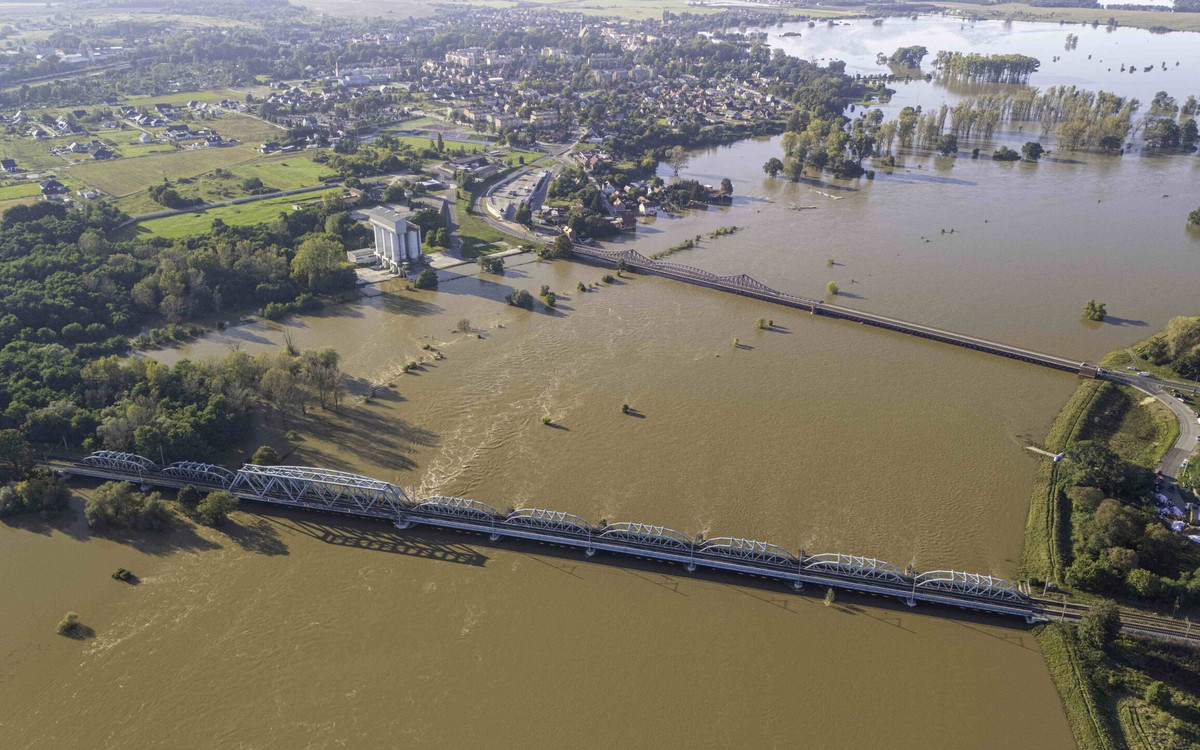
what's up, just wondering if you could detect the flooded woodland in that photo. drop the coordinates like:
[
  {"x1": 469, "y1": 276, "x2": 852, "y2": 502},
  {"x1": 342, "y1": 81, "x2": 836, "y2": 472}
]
[{"x1": 4, "y1": 15, "x2": 1199, "y2": 749}]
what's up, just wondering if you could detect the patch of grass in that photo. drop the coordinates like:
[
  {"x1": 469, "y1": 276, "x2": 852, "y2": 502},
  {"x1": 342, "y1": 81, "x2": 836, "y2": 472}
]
[
  {"x1": 1034, "y1": 623, "x2": 1121, "y2": 750},
  {"x1": 132, "y1": 186, "x2": 342, "y2": 239},
  {"x1": 230, "y1": 155, "x2": 329, "y2": 190},
  {"x1": 67, "y1": 144, "x2": 261, "y2": 196},
  {"x1": 1022, "y1": 379, "x2": 1104, "y2": 583},
  {"x1": 0, "y1": 182, "x2": 43, "y2": 201},
  {"x1": 1077, "y1": 383, "x2": 1178, "y2": 470}
]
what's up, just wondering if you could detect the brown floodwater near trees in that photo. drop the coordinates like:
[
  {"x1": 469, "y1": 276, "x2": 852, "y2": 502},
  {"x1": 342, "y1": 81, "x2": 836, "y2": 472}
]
[{"x1": 4, "y1": 17, "x2": 1199, "y2": 748}]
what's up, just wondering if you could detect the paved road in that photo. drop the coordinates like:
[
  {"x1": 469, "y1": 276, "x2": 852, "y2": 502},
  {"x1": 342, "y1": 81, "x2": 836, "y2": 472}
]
[{"x1": 1106, "y1": 371, "x2": 1199, "y2": 481}]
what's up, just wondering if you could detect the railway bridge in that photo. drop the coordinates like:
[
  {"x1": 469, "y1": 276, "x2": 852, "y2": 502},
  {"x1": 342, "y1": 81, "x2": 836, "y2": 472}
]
[
  {"x1": 53, "y1": 451, "x2": 1039, "y2": 620},
  {"x1": 51, "y1": 452, "x2": 1200, "y2": 642}
]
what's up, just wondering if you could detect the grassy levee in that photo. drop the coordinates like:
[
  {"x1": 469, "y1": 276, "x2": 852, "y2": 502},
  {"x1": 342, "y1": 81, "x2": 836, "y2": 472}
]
[
  {"x1": 1021, "y1": 379, "x2": 1104, "y2": 584},
  {"x1": 1035, "y1": 623, "x2": 1121, "y2": 750}
]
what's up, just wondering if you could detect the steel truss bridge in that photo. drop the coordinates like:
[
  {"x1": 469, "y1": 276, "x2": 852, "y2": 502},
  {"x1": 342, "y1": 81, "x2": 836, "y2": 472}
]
[
  {"x1": 573, "y1": 247, "x2": 1095, "y2": 376},
  {"x1": 53, "y1": 452, "x2": 1040, "y2": 622}
]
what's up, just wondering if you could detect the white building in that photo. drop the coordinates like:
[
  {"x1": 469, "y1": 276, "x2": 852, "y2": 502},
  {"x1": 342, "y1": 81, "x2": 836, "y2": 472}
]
[{"x1": 364, "y1": 206, "x2": 422, "y2": 271}]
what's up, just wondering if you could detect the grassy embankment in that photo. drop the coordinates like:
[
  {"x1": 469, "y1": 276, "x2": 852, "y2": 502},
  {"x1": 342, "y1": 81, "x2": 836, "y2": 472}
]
[{"x1": 1025, "y1": 328, "x2": 1200, "y2": 749}]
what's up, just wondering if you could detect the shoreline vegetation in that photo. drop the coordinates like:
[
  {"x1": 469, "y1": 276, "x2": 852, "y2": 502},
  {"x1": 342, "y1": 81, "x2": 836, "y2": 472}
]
[{"x1": 1023, "y1": 322, "x2": 1200, "y2": 749}]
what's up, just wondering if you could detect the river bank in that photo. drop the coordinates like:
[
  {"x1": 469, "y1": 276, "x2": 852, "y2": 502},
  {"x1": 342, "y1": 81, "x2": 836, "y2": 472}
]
[{"x1": 1022, "y1": 323, "x2": 1200, "y2": 749}]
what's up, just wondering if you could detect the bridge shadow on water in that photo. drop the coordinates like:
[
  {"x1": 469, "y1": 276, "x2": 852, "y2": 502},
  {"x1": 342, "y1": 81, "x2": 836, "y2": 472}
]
[{"x1": 265, "y1": 510, "x2": 488, "y2": 567}]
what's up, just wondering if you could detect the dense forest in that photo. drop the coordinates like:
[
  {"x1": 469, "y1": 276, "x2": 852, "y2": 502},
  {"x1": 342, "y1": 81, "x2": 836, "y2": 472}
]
[{"x1": 0, "y1": 196, "x2": 361, "y2": 486}]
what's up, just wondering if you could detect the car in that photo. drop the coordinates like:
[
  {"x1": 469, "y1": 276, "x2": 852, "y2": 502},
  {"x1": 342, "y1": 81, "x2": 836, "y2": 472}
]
[
  {"x1": 1126, "y1": 366, "x2": 1138, "y2": 371},
  {"x1": 1137, "y1": 371, "x2": 1151, "y2": 377}
]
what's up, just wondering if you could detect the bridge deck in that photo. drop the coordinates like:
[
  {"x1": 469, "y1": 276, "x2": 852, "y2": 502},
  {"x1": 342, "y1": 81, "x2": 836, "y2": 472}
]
[
  {"x1": 51, "y1": 458, "x2": 1036, "y2": 622},
  {"x1": 572, "y1": 246, "x2": 1088, "y2": 374}
]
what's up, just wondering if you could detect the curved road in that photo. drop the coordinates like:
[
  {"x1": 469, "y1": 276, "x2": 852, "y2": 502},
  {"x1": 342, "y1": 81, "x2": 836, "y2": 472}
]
[{"x1": 1106, "y1": 371, "x2": 1199, "y2": 482}]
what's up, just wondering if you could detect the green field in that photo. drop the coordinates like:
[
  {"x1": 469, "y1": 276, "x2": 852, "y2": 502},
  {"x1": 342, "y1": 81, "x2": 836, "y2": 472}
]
[
  {"x1": 67, "y1": 144, "x2": 262, "y2": 196},
  {"x1": 230, "y1": 155, "x2": 331, "y2": 190},
  {"x1": 133, "y1": 187, "x2": 343, "y2": 239},
  {"x1": 0, "y1": 182, "x2": 43, "y2": 201}
]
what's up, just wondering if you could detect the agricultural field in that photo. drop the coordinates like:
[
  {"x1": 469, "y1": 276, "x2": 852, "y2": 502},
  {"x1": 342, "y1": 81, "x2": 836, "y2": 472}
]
[
  {"x1": 67, "y1": 144, "x2": 262, "y2": 197},
  {"x1": 0, "y1": 132, "x2": 69, "y2": 173},
  {"x1": 130, "y1": 186, "x2": 344, "y2": 239}
]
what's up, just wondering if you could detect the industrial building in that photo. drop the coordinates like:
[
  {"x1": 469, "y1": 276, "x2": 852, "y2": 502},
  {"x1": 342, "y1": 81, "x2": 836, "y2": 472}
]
[{"x1": 363, "y1": 206, "x2": 422, "y2": 271}]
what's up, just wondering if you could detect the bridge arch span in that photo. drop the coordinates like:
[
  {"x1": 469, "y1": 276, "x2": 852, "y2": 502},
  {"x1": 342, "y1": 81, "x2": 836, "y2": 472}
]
[
  {"x1": 504, "y1": 508, "x2": 593, "y2": 536},
  {"x1": 915, "y1": 570, "x2": 1025, "y2": 603},
  {"x1": 599, "y1": 522, "x2": 692, "y2": 551},
  {"x1": 80, "y1": 451, "x2": 158, "y2": 474},
  {"x1": 413, "y1": 495, "x2": 501, "y2": 523},
  {"x1": 161, "y1": 461, "x2": 235, "y2": 487},
  {"x1": 697, "y1": 537, "x2": 796, "y2": 567},
  {"x1": 803, "y1": 553, "x2": 906, "y2": 583}
]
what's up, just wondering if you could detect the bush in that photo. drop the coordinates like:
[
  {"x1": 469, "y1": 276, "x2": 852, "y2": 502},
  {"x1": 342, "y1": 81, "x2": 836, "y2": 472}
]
[
  {"x1": 84, "y1": 482, "x2": 173, "y2": 532},
  {"x1": 195, "y1": 490, "x2": 238, "y2": 526},
  {"x1": 1189, "y1": 207, "x2": 1200, "y2": 226},
  {"x1": 505, "y1": 289, "x2": 534, "y2": 309},
  {"x1": 1077, "y1": 599, "x2": 1121, "y2": 651},
  {"x1": 827, "y1": 281, "x2": 839, "y2": 295},
  {"x1": 251, "y1": 445, "x2": 280, "y2": 465},
  {"x1": 112, "y1": 568, "x2": 133, "y2": 582},
  {"x1": 56, "y1": 611, "x2": 82, "y2": 637},
  {"x1": 413, "y1": 268, "x2": 439, "y2": 290},
  {"x1": 1126, "y1": 568, "x2": 1162, "y2": 600},
  {"x1": 992, "y1": 146, "x2": 1022, "y2": 161},
  {"x1": 601, "y1": 274, "x2": 615, "y2": 284},
  {"x1": 477, "y1": 255, "x2": 504, "y2": 275},
  {"x1": 177, "y1": 484, "x2": 202, "y2": 508},
  {"x1": 0, "y1": 468, "x2": 70, "y2": 520},
  {"x1": 1143, "y1": 680, "x2": 1171, "y2": 709}
]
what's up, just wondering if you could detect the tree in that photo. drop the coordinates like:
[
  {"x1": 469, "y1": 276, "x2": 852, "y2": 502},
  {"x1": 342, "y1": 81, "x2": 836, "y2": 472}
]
[
  {"x1": 720, "y1": 178, "x2": 733, "y2": 196},
  {"x1": 992, "y1": 146, "x2": 1021, "y2": 161},
  {"x1": 291, "y1": 235, "x2": 347, "y2": 291},
  {"x1": 505, "y1": 289, "x2": 534, "y2": 309},
  {"x1": 196, "y1": 490, "x2": 238, "y2": 526},
  {"x1": 1127, "y1": 568, "x2": 1162, "y2": 600},
  {"x1": 1182, "y1": 118, "x2": 1198, "y2": 150},
  {"x1": 888, "y1": 45, "x2": 929, "y2": 68},
  {"x1": 260, "y1": 367, "x2": 300, "y2": 424},
  {"x1": 1065, "y1": 441, "x2": 1122, "y2": 493},
  {"x1": 539, "y1": 233, "x2": 573, "y2": 260},
  {"x1": 0, "y1": 428, "x2": 33, "y2": 480},
  {"x1": 0, "y1": 468, "x2": 69, "y2": 520},
  {"x1": 666, "y1": 145, "x2": 689, "y2": 176},
  {"x1": 1143, "y1": 681, "x2": 1171, "y2": 710},
  {"x1": 1021, "y1": 141, "x2": 1045, "y2": 161},
  {"x1": 514, "y1": 201, "x2": 533, "y2": 227},
  {"x1": 762, "y1": 157, "x2": 783, "y2": 177},
  {"x1": 1189, "y1": 207, "x2": 1200, "y2": 227},
  {"x1": 934, "y1": 134, "x2": 958, "y2": 156},
  {"x1": 413, "y1": 268, "x2": 438, "y2": 290},
  {"x1": 826, "y1": 281, "x2": 839, "y2": 295},
  {"x1": 1144, "y1": 118, "x2": 1181, "y2": 149},
  {"x1": 177, "y1": 484, "x2": 202, "y2": 508},
  {"x1": 1082, "y1": 300, "x2": 1106, "y2": 321},
  {"x1": 1077, "y1": 599, "x2": 1120, "y2": 650},
  {"x1": 251, "y1": 445, "x2": 280, "y2": 465},
  {"x1": 436, "y1": 132, "x2": 444, "y2": 153}
]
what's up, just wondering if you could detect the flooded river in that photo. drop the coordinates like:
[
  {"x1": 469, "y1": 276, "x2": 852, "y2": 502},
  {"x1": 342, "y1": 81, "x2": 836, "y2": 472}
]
[
  {"x1": 7, "y1": 14, "x2": 1199, "y2": 748},
  {"x1": 3, "y1": 258, "x2": 1078, "y2": 748}
]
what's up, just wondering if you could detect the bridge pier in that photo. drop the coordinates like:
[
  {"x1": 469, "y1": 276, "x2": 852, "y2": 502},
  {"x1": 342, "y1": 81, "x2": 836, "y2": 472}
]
[
  {"x1": 394, "y1": 519, "x2": 413, "y2": 530},
  {"x1": 585, "y1": 548, "x2": 595, "y2": 557},
  {"x1": 686, "y1": 562, "x2": 697, "y2": 572},
  {"x1": 905, "y1": 598, "x2": 917, "y2": 608},
  {"x1": 489, "y1": 532, "x2": 501, "y2": 541},
  {"x1": 792, "y1": 580, "x2": 804, "y2": 591}
]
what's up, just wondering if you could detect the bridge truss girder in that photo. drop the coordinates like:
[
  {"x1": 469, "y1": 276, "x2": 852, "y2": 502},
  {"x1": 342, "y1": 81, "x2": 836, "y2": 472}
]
[
  {"x1": 230, "y1": 464, "x2": 409, "y2": 517},
  {"x1": 915, "y1": 570, "x2": 1024, "y2": 602},
  {"x1": 80, "y1": 451, "x2": 158, "y2": 474},
  {"x1": 803, "y1": 553, "x2": 906, "y2": 583}
]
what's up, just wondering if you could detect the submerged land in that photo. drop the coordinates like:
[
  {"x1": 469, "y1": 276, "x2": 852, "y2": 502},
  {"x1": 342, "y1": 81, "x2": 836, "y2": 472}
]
[{"x1": 1, "y1": 0, "x2": 1200, "y2": 746}]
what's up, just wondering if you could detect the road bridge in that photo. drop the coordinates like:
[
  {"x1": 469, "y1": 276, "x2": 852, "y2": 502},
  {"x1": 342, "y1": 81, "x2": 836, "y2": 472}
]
[
  {"x1": 46, "y1": 452, "x2": 1200, "y2": 641},
  {"x1": 572, "y1": 246, "x2": 1094, "y2": 376}
]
